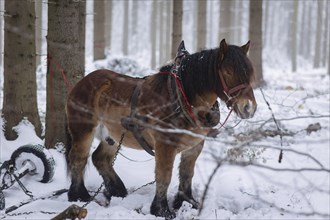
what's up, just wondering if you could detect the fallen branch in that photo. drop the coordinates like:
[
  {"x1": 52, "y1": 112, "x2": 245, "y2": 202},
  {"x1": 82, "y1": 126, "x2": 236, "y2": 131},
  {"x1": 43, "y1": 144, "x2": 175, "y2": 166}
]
[{"x1": 51, "y1": 204, "x2": 87, "y2": 220}]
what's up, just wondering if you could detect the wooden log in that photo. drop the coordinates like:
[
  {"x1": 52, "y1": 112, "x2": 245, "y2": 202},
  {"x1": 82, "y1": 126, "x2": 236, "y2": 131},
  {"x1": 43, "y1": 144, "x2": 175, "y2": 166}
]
[{"x1": 51, "y1": 204, "x2": 87, "y2": 220}]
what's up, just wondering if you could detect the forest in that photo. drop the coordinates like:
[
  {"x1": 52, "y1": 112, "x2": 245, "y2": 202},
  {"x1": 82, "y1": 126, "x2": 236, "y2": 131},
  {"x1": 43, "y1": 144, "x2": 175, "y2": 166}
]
[{"x1": 0, "y1": 0, "x2": 329, "y2": 219}]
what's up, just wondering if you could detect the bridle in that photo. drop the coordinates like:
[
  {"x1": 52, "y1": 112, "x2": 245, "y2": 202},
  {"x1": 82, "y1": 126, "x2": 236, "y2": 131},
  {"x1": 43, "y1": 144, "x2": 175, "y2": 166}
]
[{"x1": 218, "y1": 69, "x2": 250, "y2": 109}]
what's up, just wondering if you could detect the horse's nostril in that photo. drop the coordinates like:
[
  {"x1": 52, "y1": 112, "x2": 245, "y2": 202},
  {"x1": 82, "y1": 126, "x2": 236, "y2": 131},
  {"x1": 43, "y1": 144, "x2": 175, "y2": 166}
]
[{"x1": 244, "y1": 104, "x2": 250, "y2": 114}]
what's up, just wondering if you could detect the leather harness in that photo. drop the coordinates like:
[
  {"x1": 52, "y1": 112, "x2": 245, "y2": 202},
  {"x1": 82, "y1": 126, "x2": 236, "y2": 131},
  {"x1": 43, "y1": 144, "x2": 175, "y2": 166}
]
[
  {"x1": 120, "y1": 72, "x2": 220, "y2": 157},
  {"x1": 121, "y1": 85, "x2": 155, "y2": 156}
]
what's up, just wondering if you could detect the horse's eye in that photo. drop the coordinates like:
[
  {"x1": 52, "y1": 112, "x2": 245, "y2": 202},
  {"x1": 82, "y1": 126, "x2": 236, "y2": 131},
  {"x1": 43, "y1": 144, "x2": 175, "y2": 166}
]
[{"x1": 223, "y1": 69, "x2": 233, "y2": 76}]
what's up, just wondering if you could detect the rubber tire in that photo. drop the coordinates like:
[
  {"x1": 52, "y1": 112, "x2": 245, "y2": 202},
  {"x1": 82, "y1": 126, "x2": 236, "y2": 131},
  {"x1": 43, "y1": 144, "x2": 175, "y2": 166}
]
[
  {"x1": 0, "y1": 189, "x2": 4, "y2": 210},
  {"x1": 10, "y1": 144, "x2": 55, "y2": 183}
]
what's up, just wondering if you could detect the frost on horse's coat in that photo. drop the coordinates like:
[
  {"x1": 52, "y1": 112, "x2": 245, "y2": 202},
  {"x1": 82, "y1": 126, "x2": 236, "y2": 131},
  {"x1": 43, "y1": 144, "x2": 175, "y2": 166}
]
[{"x1": 65, "y1": 39, "x2": 257, "y2": 219}]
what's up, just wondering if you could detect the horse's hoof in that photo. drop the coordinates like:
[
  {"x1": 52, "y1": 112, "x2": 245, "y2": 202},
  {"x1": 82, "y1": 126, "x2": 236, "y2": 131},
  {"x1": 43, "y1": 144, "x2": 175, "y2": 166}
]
[
  {"x1": 103, "y1": 186, "x2": 128, "y2": 200},
  {"x1": 68, "y1": 184, "x2": 91, "y2": 202},
  {"x1": 68, "y1": 190, "x2": 91, "y2": 202},
  {"x1": 173, "y1": 193, "x2": 199, "y2": 210},
  {"x1": 150, "y1": 200, "x2": 176, "y2": 219},
  {"x1": 150, "y1": 208, "x2": 176, "y2": 220}
]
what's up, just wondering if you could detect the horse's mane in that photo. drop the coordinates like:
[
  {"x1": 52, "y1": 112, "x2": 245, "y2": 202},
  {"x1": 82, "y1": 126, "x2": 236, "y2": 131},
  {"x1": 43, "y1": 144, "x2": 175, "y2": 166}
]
[
  {"x1": 179, "y1": 49, "x2": 219, "y2": 102},
  {"x1": 222, "y1": 45, "x2": 254, "y2": 86},
  {"x1": 152, "y1": 45, "x2": 254, "y2": 103}
]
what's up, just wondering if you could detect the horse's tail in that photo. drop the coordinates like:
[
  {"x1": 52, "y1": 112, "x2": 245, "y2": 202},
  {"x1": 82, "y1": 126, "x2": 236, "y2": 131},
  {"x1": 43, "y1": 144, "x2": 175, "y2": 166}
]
[{"x1": 64, "y1": 118, "x2": 72, "y2": 167}]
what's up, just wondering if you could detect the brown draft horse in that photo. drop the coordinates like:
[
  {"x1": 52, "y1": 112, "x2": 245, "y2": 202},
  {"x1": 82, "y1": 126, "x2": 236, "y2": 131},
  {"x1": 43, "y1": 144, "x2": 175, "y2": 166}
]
[{"x1": 65, "y1": 39, "x2": 257, "y2": 218}]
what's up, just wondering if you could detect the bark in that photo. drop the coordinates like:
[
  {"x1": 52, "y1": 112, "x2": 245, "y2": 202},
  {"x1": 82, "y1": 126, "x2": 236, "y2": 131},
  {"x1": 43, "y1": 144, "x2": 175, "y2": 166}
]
[
  {"x1": 51, "y1": 204, "x2": 87, "y2": 220},
  {"x1": 122, "y1": 0, "x2": 129, "y2": 55},
  {"x1": 313, "y1": 0, "x2": 323, "y2": 68},
  {"x1": 35, "y1": 1, "x2": 42, "y2": 67},
  {"x1": 150, "y1": 0, "x2": 158, "y2": 69},
  {"x1": 165, "y1": 0, "x2": 172, "y2": 62},
  {"x1": 197, "y1": 0, "x2": 207, "y2": 50},
  {"x1": 171, "y1": 0, "x2": 183, "y2": 58},
  {"x1": 0, "y1": 1, "x2": 2, "y2": 67},
  {"x1": 159, "y1": 1, "x2": 164, "y2": 65},
  {"x1": 105, "y1": 0, "x2": 112, "y2": 51},
  {"x1": 328, "y1": 0, "x2": 330, "y2": 75},
  {"x1": 94, "y1": 0, "x2": 106, "y2": 60},
  {"x1": 291, "y1": 1, "x2": 298, "y2": 72},
  {"x1": 249, "y1": 0, "x2": 264, "y2": 87},
  {"x1": 219, "y1": 0, "x2": 231, "y2": 42},
  {"x1": 45, "y1": 0, "x2": 85, "y2": 148},
  {"x1": 2, "y1": 0, "x2": 42, "y2": 140}
]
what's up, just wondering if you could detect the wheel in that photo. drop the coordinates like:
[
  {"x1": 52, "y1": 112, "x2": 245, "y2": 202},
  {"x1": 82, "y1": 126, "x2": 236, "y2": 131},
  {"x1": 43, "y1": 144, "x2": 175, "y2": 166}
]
[
  {"x1": 10, "y1": 144, "x2": 55, "y2": 183},
  {"x1": 0, "y1": 189, "x2": 4, "y2": 210}
]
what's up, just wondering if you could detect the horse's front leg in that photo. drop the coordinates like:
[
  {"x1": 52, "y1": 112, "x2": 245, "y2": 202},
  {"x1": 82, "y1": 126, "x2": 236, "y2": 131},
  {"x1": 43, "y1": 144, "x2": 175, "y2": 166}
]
[
  {"x1": 150, "y1": 144, "x2": 176, "y2": 219},
  {"x1": 173, "y1": 141, "x2": 204, "y2": 210}
]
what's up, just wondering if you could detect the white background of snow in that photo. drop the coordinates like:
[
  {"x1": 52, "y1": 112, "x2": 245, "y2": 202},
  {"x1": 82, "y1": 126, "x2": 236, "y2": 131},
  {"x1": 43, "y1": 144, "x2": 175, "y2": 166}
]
[{"x1": 0, "y1": 1, "x2": 329, "y2": 219}]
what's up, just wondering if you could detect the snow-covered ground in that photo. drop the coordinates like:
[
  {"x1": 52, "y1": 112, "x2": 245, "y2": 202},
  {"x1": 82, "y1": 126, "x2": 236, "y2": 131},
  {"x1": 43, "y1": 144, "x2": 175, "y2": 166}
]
[{"x1": 0, "y1": 55, "x2": 329, "y2": 220}]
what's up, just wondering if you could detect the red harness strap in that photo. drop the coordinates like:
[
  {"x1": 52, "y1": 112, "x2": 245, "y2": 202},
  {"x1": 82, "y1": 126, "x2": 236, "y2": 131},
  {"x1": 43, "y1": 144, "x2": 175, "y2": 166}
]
[
  {"x1": 160, "y1": 71, "x2": 247, "y2": 129},
  {"x1": 159, "y1": 71, "x2": 197, "y2": 123}
]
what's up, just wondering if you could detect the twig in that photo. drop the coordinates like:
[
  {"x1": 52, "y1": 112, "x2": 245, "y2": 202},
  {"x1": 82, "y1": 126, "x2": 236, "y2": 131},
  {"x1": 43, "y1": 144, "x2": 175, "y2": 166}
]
[
  {"x1": 198, "y1": 161, "x2": 222, "y2": 216},
  {"x1": 259, "y1": 88, "x2": 284, "y2": 163}
]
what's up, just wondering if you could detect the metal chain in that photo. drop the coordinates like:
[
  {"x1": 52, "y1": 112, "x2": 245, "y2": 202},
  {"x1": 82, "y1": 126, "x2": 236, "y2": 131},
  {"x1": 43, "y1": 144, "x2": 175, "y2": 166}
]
[
  {"x1": 81, "y1": 131, "x2": 126, "y2": 208},
  {"x1": 130, "y1": 180, "x2": 155, "y2": 194},
  {"x1": 112, "y1": 132, "x2": 126, "y2": 167},
  {"x1": 81, "y1": 182, "x2": 105, "y2": 208},
  {"x1": 1, "y1": 131, "x2": 155, "y2": 219}
]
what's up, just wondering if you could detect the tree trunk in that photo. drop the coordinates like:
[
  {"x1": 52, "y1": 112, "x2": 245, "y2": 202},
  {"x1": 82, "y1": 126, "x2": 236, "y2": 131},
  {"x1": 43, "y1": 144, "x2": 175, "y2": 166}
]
[
  {"x1": 313, "y1": 0, "x2": 323, "y2": 68},
  {"x1": 291, "y1": 1, "x2": 298, "y2": 72},
  {"x1": 150, "y1": 0, "x2": 158, "y2": 69},
  {"x1": 122, "y1": 0, "x2": 129, "y2": 55},
  {"x1": 299, "y1": 1, "x2": 308, "y2": 59},
  {"x1": 165, "y1": 0, "x2": 172, "y2": 62},
  {"x1": 45, "y1": 0, "x2": 85, "y2": 149},
  {"x1": 328, "y1": 0, "x2": 330, "y2": 75},
  {"x1": 219, "y1": 0, "x2": 231, "y2": 42},
  {"x1": 35, "y1": 1, "x2": 42, "y2": 67},
  {"x1": 2, "y1": 0, "x2": 42, "y2": 140},
  {"x1": 197, "y1": 0, "x2": 207, "y2": 50},
  {"x1": 0, "y1": 1, "x2": 3, "y2": 68},
  {"x1": 94, "y1": 0, "x2": 105, "y2": 60},
  {"x1": 105, "y1": 0, "x2": 112, "y2": 51},
  {"x1": 249, "y1": 0, "x2": 264, "y2": 87},
  {"x1": 171, "y1": 0, "x2": 183, "y2": 58},
  {"x1": 321, "y1": 0, "x2": 328, "y2": 67},
  {"x1": 131, "y1": 0, "x2": 138, "y2": 52},
  {"x1": 159, "y1": 2, "x2": 164, "y2": 65}
]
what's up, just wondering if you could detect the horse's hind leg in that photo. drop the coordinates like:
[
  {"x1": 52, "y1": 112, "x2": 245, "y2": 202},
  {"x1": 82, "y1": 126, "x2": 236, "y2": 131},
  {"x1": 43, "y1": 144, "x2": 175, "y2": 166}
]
[
  {"x1": 68, "y1": 129, "x2": 95, "y2": 202},
  {"x1": 92, "y1": 140, "x2": 127, "y2": 200},
  {"x1": 173, "y1": 141, "x2": 204, "y2": 209}
]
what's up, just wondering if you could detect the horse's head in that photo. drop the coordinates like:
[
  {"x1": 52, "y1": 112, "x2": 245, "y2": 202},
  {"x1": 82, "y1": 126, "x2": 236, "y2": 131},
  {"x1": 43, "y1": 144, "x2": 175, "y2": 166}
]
[{"x1": 216, "y1": 39, "x2": 257, "y2": 119}]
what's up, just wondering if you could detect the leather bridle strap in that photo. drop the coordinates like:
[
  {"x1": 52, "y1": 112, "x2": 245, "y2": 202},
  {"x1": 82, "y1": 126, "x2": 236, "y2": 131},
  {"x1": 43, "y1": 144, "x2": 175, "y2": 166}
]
[{"x1": 219, "y1": 71, "x2": 249, "y2": 101}]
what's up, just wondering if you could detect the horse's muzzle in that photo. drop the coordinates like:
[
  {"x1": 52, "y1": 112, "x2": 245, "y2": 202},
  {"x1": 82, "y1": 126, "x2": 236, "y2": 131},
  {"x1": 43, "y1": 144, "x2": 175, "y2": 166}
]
[{"x1": 235, "y1": 99, "x2": 257, "y2": 119}]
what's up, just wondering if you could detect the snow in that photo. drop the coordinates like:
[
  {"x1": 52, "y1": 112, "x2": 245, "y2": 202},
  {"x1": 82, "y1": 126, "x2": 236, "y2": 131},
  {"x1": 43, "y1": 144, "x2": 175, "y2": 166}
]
[
  {"x1": 0, "y1": 57, "x2": 329, "y2": 219},
  {"x1": 0, "y1": 1, "x2": 329, "y2": 218}
]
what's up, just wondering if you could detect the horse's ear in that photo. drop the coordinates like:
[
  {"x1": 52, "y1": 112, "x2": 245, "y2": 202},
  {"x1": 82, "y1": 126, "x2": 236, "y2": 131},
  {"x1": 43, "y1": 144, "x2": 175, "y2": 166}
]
[
  {"x1": 241, "y1": 40, "x2": 250, "y2": 54},
  {"x1": 176, "y1": 40, "x2": 189, "y2": 58},
  {"x1": 219, "y1": 39, "x2": 228, "y2": 61},
  {"x1": 175, "y1": 40, "x2": 189, "y2": 66}
]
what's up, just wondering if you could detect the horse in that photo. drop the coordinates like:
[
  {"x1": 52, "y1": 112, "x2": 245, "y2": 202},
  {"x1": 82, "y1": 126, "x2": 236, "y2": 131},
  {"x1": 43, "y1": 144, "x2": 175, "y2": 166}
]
[{"x1": 65, "y1": 39, "x2": 257, "y2": 219}]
